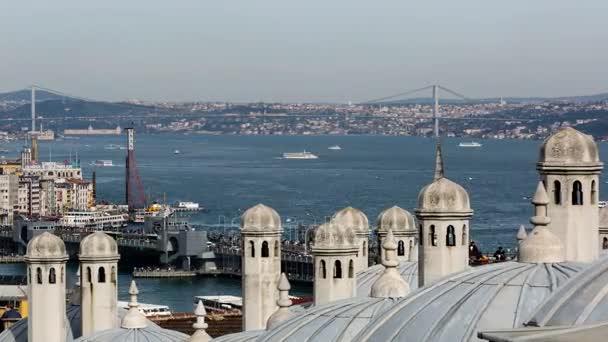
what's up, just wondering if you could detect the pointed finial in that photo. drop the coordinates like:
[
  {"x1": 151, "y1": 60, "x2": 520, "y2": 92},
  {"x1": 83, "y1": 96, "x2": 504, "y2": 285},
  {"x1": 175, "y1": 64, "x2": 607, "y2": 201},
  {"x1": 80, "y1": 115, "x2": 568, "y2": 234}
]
[
  {"x1": 190, "y1": 300, "x2": 211, "y2": 342},
  {"x1": 532, "y1": 181, "x2": 549, "y2": 205},
  {"x1": 266, "y1": 273, "x2": 294, "y2": 330},
  {"x1": 371, "y1": 230, "x2": 410, "y2": 298},
  {"x1": 121, "y1": 280, "x2": 147, "y2": 329},
  {"x1": 434, "y1": 141, "x2": 444, "y2": 181},
  {"x1": 517, "y1": 225, "x2": 527, "y2": 242}
]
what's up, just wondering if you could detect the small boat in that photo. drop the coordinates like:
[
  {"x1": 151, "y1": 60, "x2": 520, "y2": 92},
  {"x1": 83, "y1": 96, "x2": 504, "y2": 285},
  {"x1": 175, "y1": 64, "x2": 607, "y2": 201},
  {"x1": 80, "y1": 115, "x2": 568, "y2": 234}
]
[
  {"x1": 599, "y1": 201, "x2": 607, "y2": 208},
  {"x1": 104, "y1": 144, "x2": 125, "y2": 150},
  {"x1": 282, "y1": 151, "x2": 318, "y2": 159},
  {"x1": 174, "y1": 149, "x2": 180, "y2": 155},
  {"x1": 459, "y1": 142, "x2": 482, "y2": 148},
  {"x1": 328, "y1": 145, "x2": 342, "y2": 150},
  {"x1": 92, "y1": 160, "x2": 113, "y2": 167}
]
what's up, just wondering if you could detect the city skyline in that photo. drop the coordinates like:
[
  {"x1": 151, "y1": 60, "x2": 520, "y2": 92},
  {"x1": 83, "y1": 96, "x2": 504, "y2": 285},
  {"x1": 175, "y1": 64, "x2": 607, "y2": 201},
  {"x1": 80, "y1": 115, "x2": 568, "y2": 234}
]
[{"x1": 2, "y1": 0, "x2": 608, "y2": 102}]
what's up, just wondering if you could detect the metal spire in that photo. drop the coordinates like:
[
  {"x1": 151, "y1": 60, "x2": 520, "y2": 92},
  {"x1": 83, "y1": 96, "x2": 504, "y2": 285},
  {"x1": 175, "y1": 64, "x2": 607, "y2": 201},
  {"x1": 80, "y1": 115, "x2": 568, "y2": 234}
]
[{"x1": 434, "y1": 141, "x2": 445, "y2": 181}]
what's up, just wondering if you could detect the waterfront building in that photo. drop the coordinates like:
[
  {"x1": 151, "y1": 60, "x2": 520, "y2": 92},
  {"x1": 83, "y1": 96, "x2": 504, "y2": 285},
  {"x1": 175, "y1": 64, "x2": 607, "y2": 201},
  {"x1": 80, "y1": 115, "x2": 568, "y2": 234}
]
[
  {"x1": 0, "y1": 175, "x2": 18, "y2": 225},
  {"x1": 17, "y1": 176, "x2": 40, "y2": 217},
  {"x1": 21, "y1": 161, "x2": 83, "y2": 181},
  {"x1": 63, "y1": 125, "x2": 122, "y2": 135}
]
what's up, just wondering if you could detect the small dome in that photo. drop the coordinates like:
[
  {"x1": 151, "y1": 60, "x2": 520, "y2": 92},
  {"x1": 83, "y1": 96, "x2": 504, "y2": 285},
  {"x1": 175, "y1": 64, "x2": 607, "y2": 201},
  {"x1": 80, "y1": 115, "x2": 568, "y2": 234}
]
[
  {"x1": 240, "y1": 204, "x2": 281, "y2": 232},
  {"x1": 539, "y1": 127, "x2": 601, "y2": 166},
  {"x1": 356, "y1": 261, "x2": 418, "y2": 297},
  {"x1": 377, "y1": 206, "x2": 416, "y2": 233},
  {"x1": 312, "y1": 222, "x2": 356, "y2": 249},
  {"x1": 355, "y1": 261, "x2": 584, "y2": 342},
  {"x1": 331, "y1": 207, "x2": 369, "y2": 235},
  {"x1": 417, "y1": 177, "x2": 471, "y2": 213},
  {"x1": 79, "y1": 232, "x2": 119, "y2": 260},
  {"x1": 25, "y1": 232, "x2": 68, "y2": 260},
  {"x1": 518, "y1": 227, "x2": 563, "y2": 263}
]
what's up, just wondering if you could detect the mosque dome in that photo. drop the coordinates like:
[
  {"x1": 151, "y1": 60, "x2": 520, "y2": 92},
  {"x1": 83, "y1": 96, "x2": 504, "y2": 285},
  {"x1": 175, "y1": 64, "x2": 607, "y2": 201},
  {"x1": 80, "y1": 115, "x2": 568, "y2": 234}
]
[
  {"x1": 240, "y1": 204, "x2": 281, "y2": 232},
  {"x1": 527, "y1": 256, "x2": 608, "y2": 328},
  {"x1": 417, "y1": 177, "x2": 471, "y2": 213},
  {"x1": 312, "y1": 222, "x2": 356, "y2": 249},
  {"x1": 79, "y1": 232, "x2": 119, "y2": 260},
  {"x1": 331, "y1": 207, "x2": 369, "y2": 235},
  {"x1": 213, "y1": 330, "x2": 265, "y2": 342},
  {"x1": 538, "y1": 127, "x2": 601, "y2": 166},
  {"x1": 356, "y1": 261, "x2": 418, "y2": 297},
  {"x1": 73, "y1": 325, "x2": 189, "y2": 342},
  {"x1": 376, "y1": 206, "x2": 416, "y2": 234},
  {"x1": 355, "y1": 261, "x2": 584, "y2": 342},
  {"x1": 25, "y1": 232, "x2": 68, "y2": 260}
]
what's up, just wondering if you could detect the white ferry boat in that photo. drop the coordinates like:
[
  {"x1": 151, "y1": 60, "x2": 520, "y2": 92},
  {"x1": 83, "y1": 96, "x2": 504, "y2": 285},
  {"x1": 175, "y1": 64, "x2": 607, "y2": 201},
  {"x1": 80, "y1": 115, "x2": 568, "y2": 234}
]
[
  {"x1": 59, "y1": 211, "x2": 127, "y2": 230},
  {"x1": 174, "y1": 201, "x2": 201, "y2": 211},
  {"x1": 104, "y1": 144, "x2": 126, "y2": 150},
  {"x1": 92, "y1": 160, "x2": 113, "y2": 167},
  {"x1": 282, "y1": 151, "x2": 319, "y2": 159},
  {"x1": 174, "y1": 149, "x2": 180, "y2": 155},
  {"x1": 328, "y1": 145, "x2": 342, "y2": 150},
  {"x1": 117, "y1": 301, "x2": 172, "y2": 317},
  {"x1": 459, "y1": 142, "x2": 482, "y2": 148}
]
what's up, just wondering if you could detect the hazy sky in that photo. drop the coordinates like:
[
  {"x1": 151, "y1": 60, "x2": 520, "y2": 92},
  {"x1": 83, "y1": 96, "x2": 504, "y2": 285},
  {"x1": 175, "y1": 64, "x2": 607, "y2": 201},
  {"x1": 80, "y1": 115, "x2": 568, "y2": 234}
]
[{"x1": 1, "y1": 1, "x2": 607, "y2": 102}]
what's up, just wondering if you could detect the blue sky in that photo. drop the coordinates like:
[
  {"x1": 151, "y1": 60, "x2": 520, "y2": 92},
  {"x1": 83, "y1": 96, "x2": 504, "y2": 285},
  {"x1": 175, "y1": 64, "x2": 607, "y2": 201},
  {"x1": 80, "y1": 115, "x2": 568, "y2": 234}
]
[{"x1": 1, "y1": 1, "x2": 607, "y2": 102}]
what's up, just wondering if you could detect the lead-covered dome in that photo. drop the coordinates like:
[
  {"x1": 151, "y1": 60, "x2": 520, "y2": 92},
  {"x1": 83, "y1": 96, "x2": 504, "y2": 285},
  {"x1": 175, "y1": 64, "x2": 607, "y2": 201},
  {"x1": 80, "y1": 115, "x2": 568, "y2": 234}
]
[
  {"x1": 417, "y1": 177, "x2": 471, "y2": 213},
  {"x1": 25, "y1": 232, "x2": 68, "y2": 260},
  {"x1": 312, "y1": 222, "x2": 356, "y2": 249},
  {"x1": 331, "y1": 207, "x2": 369, "y2": 235},
  {"x1": 538, "y1": 127, "x2": 601, "y2": 166},
  {"x1": 73, "y1": 325, "x2": 189, "y2": 342},
  {"x1": 79, "y1": 232, "x2": 119, "y2": 261},
  {"x1": 377, "y1": 206, "x2": 416, "y2": 233},
  {"x1": 355, "y1": 261, "x2": 584, "y2": 342},
  {"x1": 240, "y1": 204, "x2": 281, "y2": 232}
]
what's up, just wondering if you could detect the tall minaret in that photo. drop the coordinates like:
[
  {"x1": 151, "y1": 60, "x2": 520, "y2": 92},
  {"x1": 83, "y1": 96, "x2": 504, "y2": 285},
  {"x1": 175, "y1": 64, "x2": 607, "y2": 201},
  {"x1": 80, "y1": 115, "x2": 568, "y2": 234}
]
[
  {"x1": 416, "y1": 142, "x2": 473, "y2": 287},
  {"x1": 377, "y1": 206, "x2": 418, "y2": 262},
  {"x1": 311, "y1": 220, "x2": 358, "y2": 306},
  {"x1": 240, "y1": 204, "x2": 282, "y2": 331},
  {"x1": 79, "y1": 232, "x2": 120, "y2": 336},
  {"x1": 537, "y1": 127, "x2": 603, "y2": 262},
  {"x1": 331, "y1": 207, "x2": 370, "y2": 271},
  {"x1": 25, "y1": 232, "x2": 69, "y2": 342}
]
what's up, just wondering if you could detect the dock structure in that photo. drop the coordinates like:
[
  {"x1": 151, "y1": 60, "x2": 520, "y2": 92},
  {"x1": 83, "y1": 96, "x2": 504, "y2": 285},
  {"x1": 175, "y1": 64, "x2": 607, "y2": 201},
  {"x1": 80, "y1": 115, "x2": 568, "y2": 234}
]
[{"x1": 133, "y1": 269, "x2": 197, "y2": 278}]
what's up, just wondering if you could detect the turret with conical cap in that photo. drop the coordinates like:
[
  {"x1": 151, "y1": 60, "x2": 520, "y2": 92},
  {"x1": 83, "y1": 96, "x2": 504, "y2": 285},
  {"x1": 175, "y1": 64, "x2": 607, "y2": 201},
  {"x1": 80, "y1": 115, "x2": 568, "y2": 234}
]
[
  {"x1": 190, "y1": 300, "x2": 212, "y2": 342},
  {"x1": 416, "y1": 142, "x2": 472, "y2": 286},
  {"x1": 370, "y1": 230, "x2": 410, "y2": 298}
]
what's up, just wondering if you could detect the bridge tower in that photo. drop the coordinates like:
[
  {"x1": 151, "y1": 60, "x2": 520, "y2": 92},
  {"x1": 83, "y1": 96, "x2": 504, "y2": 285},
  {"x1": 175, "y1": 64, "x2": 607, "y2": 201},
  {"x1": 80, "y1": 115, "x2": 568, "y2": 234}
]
[{"x1": 125, "y1": 127, "x2": 146, "y2": 211}]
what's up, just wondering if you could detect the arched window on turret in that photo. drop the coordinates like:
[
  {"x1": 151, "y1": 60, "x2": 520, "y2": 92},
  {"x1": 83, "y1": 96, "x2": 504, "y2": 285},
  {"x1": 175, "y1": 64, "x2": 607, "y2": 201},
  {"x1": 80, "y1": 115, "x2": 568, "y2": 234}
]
[
  {"x1": 348, "y1": 260, "x2": 354, "y2": 278},
  {"x1": 603, "y1": 237, "x2": 608, "y2": 250},
  {"x1": 333, "y1": 260, "x2": 342, "y2": 279},
  {"x1": 446, "y1": 225, "x2": 456, "y2": 246},
  {"x1": 249, "y1": 240, "x2": 255, "y2": 258},
  {"x1": 462, "y1": 225, "x2": 467, "y2": 246},
  {"x1": 36, "y1": 267, "x2": 42, "y2": 284},
  {"x1": 592, "y1": 180, "x2": 597, "y2": 205},
  {"x1": 274, "y1": 240, "x2": 279, "y2": 257},
  {"x1": 98, "y1": 267, "x2": 106, "y2": 283},
  {"x1": 419, "y1": 225, "x2": 424, "y2": 246},
  {"x1": 572, "y1": 181, "x2": 584, "y2": 205},
  {"x1": 261, "y1": 241, "x2": 269, "y2": 258},
  {"x1": 362, "y1": 241, "x2": 367, "y2": 256},
  {"x1": 320, "y1": 260, "x2": 327, "y2": 279},
  {"x1": 61, "y1": 267, "x2": 64, "y2": 284},
  {"x1": 430, "y1": 225, "x2": 437, "y2": 246},
  {"x1": 87, "y1": 267, "x2": 92, "y2": 283},
  {"x1": 111, "y1": 266, "x2": 117, "y2": 284},
  {"x1": 397, "y1": 240, "x2": 405, "y2": 256},
  {"x1": 554, "y1": 180, "x2": 562, "y2": 205},
  {"x1": 49, "y1": 268, "x2": 56, "y2": 284},
  {"x1": 28, "y1": 269, "x2": 31, "y2": 284}
]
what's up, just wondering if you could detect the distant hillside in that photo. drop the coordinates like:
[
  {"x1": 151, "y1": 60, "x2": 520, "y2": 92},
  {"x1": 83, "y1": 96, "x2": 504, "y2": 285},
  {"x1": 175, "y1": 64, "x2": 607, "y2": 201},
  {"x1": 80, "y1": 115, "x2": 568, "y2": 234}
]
[
  {"x1": 2, "y1": 99, "x2": 166, "y2": 118},
  {"x1": 0, "y1": 89, "x2": 64, "y2": 102}
]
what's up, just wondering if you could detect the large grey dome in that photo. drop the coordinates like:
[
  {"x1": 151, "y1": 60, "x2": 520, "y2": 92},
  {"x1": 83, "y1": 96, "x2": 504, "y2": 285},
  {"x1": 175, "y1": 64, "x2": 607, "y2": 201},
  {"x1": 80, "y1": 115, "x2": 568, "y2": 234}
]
[
  {"x1": 356, "y1": 261, "x2": 418, "y2": 297},
  {"x1": 213, "y1": 330, "x2": 264, "y2": 342},
  {"x1": 527, "y1": 256, "x2": 608, "y2": 327},
  {"x1": 355, "y1": 261, "x2": 584, "y2": 342},
  {"x1": 538, "y1": 127, "x2": 602, "y2": 167},
  {"x1": 73, "y1": 325, "x2": 189, "y2": 342},
  {"x1": 256, "y1": 296, "x2": 400, "y2": 342}
]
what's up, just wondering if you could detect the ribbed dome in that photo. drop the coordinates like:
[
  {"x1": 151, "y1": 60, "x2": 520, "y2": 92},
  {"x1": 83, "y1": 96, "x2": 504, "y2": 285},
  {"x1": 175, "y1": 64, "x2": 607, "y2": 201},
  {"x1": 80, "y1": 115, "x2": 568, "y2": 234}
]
[
  {"x1": 376, "y1": 206, "x2": 416, "y2": 233},
  {"x1": 332, "y1": 207, "x2": 369, "y2": 235},
  {"x1": 538, "y1": 127, "x2": 601, "y2": 166},
  {"x1": 79, "y1": 232, "x2": 119, "y2": 260},
  {"x1": 356, "y1": 262, "x2": 418, "y2": 297},
  {"x1": 213, "y1": 330, "x2": 265, "y2": 342},
  {"x1": 356, "y1": 261, "x2": 584, "y2": 342},
  {"x1": 25, "y1": 232, "x2": 68, "y2": 260},
  {"x1": 417, "y1": 177, "x2": 471, "y2": 213},
  {"x1": 240, "y1": 204, "x2": 281, "y2": 232},
  {"x1": 527, "y1": 256, "x2": 608, "y2": 327},
  {"x1": 312, "y1": 222, "x2": 356, "y2": 249},
  {"x1": 73, "y1": 325, "x2": 189, "y2": 342},
  {"x1": 256, "y1": 296, "x2": 400, "y2": 342}
]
